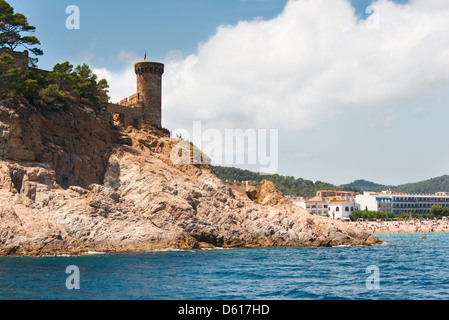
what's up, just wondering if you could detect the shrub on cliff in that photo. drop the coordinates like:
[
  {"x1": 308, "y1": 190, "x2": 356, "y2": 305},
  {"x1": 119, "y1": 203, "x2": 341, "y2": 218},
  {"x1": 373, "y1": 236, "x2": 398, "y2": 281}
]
[
  {"x1": 47, "y1": 61, "x2": 109, "y2": 106},
  {"x1": 0, "y1": 52, "x2": 23, "y2": 97},
  {"x1": 38, "y1": 83, "x2": 65, "y2": 107},
  {"x1": 0, "y1": 57, "x2": 110, "y2": 109},
  {"x1": 1, "y1": 1, "x2": 109, "y2": 109}
]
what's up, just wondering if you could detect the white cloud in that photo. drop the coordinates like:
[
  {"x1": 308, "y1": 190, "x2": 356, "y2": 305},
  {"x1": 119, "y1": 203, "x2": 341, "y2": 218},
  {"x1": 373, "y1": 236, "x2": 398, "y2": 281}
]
[
  {"x1": 98, "y1": 0, "x2": 449, "y2": 134},
  {"x1": 93, "y1": 51, "x2": 137, "y2": 103},
  {"x1": 162, "y1": 0, "x2": 449, "y2": 132}
]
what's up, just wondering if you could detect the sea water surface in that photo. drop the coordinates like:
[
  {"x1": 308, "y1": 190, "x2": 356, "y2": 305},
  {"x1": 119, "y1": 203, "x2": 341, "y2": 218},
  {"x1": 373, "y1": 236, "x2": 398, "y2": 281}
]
[{"x1": 1, "y1": 233, "x2": 449, "y2": 300}]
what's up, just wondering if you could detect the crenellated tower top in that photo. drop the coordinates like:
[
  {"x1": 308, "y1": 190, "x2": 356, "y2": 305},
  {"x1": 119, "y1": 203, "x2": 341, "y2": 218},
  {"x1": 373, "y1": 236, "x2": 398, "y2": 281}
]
[{"x1": 135, "y1": 62, "x2": 164, "y2": 75}]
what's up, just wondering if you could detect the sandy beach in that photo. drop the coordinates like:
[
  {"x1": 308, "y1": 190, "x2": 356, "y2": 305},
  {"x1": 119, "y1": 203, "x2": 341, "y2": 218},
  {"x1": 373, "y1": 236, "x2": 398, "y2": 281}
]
[{"x1": 349, "y1": 218, "x2": 449, "y2": 234}]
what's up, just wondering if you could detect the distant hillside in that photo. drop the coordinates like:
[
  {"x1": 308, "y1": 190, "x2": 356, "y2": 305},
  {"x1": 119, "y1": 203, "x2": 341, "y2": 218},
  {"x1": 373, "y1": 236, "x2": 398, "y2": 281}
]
[
  {"x1": 394, "y1": 175, "x2": 449, "y2": 194},
  {"x1": 213, "y1": 166, "x2": 360, "y2": 198},
  {"x1": 343, "y1": 175, "x2": 449, "y2": 194},
  {"x1": 342, "y1": 179, "x2": 388, "y2": 192},
  {"x1": 215, "y1": 166, "x2": 449, "y2": 198}
]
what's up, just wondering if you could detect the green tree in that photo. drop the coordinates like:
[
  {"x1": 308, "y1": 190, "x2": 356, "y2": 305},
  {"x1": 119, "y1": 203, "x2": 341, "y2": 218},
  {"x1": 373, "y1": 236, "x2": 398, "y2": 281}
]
[
  {"x1": 431, "y1": 205, "x2": 444, "y2": 218},
  {"x1": 443, "y1": 206, "x2": 449, "y2": 217},
  {"x1": 0, "y1": 52, "x2": 24, "y2": 97},
  {"x1": 351, "y1": 210, "x2": 363, "y2": 220},
  {"x1": 15, "y1": 78, "x2": 39, "y2": 101},
  {"x1": 39, "y1": 84, "x2": 65, "y2": 107},
  {"x1": 48, "y1": 61, "x2": 74, "y2": 91},
  {"x1": 71, "y1": 63, "x2": 109, "y2": 103},
  {"x1": 0, "y1": 0, "x2": 42, "y2": 66},
  {"x1": 96, "y1": 78, "x2": 109, "y2": 104}
]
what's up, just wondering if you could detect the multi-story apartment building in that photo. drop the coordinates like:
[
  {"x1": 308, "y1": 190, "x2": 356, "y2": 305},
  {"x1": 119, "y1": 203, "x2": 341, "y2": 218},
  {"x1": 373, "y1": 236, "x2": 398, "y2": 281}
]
[{"x1": 355, "y1": 191, "x2": 449, "y2": 214}]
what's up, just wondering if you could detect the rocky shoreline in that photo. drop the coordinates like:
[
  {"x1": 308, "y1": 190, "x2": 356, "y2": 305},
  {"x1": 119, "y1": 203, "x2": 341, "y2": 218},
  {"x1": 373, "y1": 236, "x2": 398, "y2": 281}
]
[{"x1": 0, "y1": 97, "x2": 381, "y2": 256}]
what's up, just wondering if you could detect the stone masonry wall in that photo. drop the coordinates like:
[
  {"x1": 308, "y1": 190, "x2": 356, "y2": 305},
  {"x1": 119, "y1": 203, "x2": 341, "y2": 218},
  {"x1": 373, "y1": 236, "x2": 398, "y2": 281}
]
[{"x1": 107, "y1": 61, "x2": 165, "y2": 127}]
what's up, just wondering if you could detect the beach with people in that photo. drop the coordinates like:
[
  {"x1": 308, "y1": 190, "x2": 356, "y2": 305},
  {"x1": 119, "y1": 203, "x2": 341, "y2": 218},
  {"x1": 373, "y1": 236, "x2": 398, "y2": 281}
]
[{"x1": 349, "y1": 218, "x2": 449, "y2": 234}]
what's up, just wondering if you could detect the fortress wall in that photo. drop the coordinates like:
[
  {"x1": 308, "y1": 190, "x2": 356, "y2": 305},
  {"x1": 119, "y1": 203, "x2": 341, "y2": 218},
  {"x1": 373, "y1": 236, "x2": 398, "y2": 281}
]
[
  {"x1": 107, "y1": 103, "x2": 144, "y2": 126},
  {"x1": 113, "y1": 61, "x2": 164, "y2": 127},
  {"x1": 0, "y1": 49, "x2": 29, "y2": 69},
  {"x1": 128, "y1": 93, "x2": 140, "y2": 105}
]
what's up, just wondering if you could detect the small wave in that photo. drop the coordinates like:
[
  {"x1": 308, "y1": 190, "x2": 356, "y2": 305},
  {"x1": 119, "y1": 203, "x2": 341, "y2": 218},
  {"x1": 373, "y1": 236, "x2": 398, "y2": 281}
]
[
  {"x1": 148, "y1": 248, "x2": 183, "y2": 252},
  {"x1": 148, "y1": 247, "x2": 235, "y2": 252},
  {"x1": 83, "y1": 251, "x2": 107, "y2": 255}
]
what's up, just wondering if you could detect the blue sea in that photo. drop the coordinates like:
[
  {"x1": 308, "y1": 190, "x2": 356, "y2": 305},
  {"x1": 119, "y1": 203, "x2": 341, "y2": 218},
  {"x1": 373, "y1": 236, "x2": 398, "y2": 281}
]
[{"x1": 1, "y1": 233, "x2": 449, "y2": 300}]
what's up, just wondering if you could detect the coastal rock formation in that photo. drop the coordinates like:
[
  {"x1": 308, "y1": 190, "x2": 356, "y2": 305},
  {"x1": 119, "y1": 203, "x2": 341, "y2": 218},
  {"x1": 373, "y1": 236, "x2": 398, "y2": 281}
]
[
  {"x1": 0, "y1": 97, "x2": 381, "y2": 256},
  {"x1": 244, "y1": 180, "x2": 291, "y2": 206}
]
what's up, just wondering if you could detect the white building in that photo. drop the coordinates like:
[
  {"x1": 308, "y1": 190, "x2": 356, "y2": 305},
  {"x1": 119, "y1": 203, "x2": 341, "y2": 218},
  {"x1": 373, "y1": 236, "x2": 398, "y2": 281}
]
[
  {"x1": 293, "y1": 190, "x2": 359, "y2": 220},
  {"x1": 355, "y1": 191, "x2": 449, "y2": 214},
  {"x1": 355, "y1": 192, "x2": 392, "y2": 213},
  {"x1": 294, "y1": 198, "x2": 329, "y2": 216},
  {"x1": 328, "y1": 200, "x2": 360, "y2": 221}
]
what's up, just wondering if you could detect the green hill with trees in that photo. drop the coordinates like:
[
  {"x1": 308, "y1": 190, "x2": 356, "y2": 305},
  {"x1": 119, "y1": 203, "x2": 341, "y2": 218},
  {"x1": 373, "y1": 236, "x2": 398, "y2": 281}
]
[
  {"x1": 213, "y1": 166, "x2": 359, "y2": 198},
  {"x1": 343, "y1": 175, "x2": 449, "y2": 194},
  {"x1": 342, "y1": 179, "x2": 388, "y2": 192},
  {"x1": 215, "y1": 166, "x2": 449, "y2": 198},
  {"x1": 394, "y1": 175, "x2": 449, "y2": 194}
]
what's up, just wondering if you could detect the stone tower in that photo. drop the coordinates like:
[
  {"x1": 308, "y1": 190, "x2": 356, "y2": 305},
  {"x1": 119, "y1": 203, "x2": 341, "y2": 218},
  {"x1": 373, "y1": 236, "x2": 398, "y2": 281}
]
[
  {"x1": 108, "y1": 60, "x2": 165, "y2": 127},
  {"x1": 135, "y1": 61, "x2": 164, "y2": 126}
]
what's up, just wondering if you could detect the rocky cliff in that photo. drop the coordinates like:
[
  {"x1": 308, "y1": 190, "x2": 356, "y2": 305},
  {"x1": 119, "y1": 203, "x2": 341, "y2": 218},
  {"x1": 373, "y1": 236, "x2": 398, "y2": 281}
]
[{"x1": 0, "y1": 96, "x2": 381, "y2": 256}]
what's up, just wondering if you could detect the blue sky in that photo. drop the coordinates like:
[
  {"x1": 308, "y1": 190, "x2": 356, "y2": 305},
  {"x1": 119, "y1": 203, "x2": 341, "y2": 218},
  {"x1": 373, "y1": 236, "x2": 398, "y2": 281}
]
[
  {"x1": 10, "y1": 0, "x2": 293, "y2": 71},
  {"x1": 7, "y1": 0, "x2": 449, "y2": 187},
  {"x1": 10, "y1": 0, "x2": 406, "y2": 72}
]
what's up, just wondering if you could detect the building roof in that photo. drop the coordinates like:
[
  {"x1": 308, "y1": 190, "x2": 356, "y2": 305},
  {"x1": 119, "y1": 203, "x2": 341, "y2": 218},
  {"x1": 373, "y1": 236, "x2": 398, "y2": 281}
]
[
  {"x1": 306, "y1": 196, "x2": 327, "y2": 203},
  {"x1": 306, "y1": 195, "x2": 353, "y2": 205},
  {"x1": 329, "y1": 200, "x2": 352, "y2": 205}
]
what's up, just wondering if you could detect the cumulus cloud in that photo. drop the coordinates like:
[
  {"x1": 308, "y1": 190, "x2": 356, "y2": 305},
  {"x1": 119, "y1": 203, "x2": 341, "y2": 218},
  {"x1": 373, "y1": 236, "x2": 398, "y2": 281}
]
[
  {"x1": 93, "y1": 51, "x2": 139, "y2": 103},
  {"x1": 99, "y1": 0, "x2": 449, "y2": 133}
]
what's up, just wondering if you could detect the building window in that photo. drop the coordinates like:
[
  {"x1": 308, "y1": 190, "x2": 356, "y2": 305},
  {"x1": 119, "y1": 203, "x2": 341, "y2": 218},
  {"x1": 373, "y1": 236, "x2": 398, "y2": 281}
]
[
  {"x1": 336, "y1": 207, "x2": 340, "y2": 212},
  {"x1": 345, "y1": 206, "x2": 349, "y2": 212}
]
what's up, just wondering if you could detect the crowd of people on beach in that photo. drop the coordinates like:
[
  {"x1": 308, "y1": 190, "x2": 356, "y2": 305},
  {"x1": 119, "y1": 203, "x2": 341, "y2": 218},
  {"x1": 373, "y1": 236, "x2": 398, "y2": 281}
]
[{"x1": 350, "y1": 217, "x2": 449, "y2": 234}]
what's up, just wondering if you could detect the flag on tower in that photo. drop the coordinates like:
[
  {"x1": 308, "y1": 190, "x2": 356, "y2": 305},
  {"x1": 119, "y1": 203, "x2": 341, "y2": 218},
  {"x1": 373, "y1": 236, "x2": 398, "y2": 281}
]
[{"x1": 144, "y1": 51, "x2": 147, "y2": 61}]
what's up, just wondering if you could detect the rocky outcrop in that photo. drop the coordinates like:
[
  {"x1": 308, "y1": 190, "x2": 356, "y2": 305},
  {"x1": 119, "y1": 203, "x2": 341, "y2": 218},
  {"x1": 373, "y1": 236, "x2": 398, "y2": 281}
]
[
  {"x1": 0, "y1": 97, "x2": 114, "y2": 189},
  {"x1": 0, "y1": 97, "x2": 381, "y2": 256},
  {"x1": 245, "y1": 180, "x2": 291, "y2": 206}
]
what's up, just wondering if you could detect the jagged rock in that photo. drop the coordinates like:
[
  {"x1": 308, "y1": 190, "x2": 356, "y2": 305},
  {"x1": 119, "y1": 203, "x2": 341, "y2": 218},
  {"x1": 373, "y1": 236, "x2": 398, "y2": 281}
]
[
  {"x1": 245, "y1": 185, "x2": 258, "y2": 200},
  {"x1": 0, "y1": 97, "x2": 382, "y2": 256}
]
